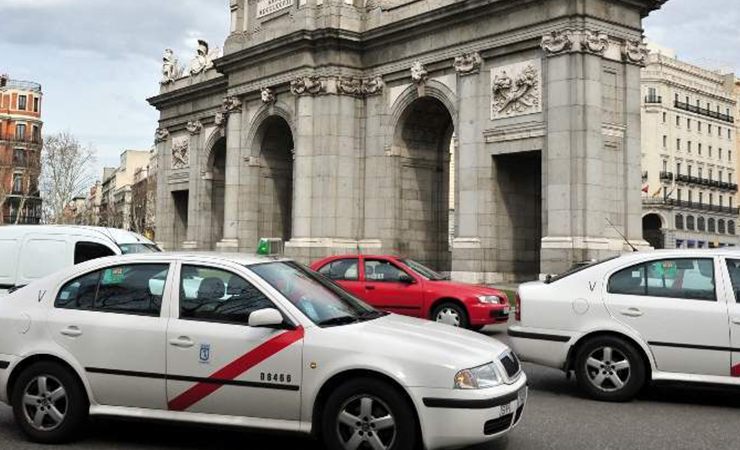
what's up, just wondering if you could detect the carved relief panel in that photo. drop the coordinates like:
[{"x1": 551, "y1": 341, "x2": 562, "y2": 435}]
[{"x1": 490, "y1": 60, "x2": 542, "y2": 120}]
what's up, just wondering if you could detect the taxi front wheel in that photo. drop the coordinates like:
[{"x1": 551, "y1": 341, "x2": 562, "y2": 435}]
[
  {"x1": 322, "y1": 378, "x2": 417, "y2": 450},
  {"x1": 11, "y1": 361, "x2": 89, "y2": 444}
]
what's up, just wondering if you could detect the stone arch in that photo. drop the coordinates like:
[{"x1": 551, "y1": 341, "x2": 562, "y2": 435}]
[
  {"x1": 642, "y1": 212, "x2": 665, "y2": 249},
  {"x1": 203, "y1": 125, "x2": 226, "y2": 171},
  {"x1": 245, "y1": 109, "x2": 296, "y2": 243},
  {"x1": 388, "y1": 80, "x2": 459, "y2": 145},
  {"x1": 390, "y1": 86, "x2": 457, "y2": 271}
]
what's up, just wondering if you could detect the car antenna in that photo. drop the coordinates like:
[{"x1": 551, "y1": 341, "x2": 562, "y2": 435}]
[{"x1": 606, "y1": 217, "x2": 638, "y2": 252}]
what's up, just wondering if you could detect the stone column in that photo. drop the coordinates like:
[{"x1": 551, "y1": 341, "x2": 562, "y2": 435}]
[
  {"x1": 291, "y1": 94, "x2": 314, "y2": 241},
  {"x1": 153, "y1": 127, "x2": 173, "y2": 250},
  {"x1": 216, "y1": 97, "x2": 243, "y2": 251},
  {"x1": 183, "y1": 120, "x2": 203, "y2": 249},
  {"x1": 451, "y1": 52, "x2": 485, "y2": 283}
]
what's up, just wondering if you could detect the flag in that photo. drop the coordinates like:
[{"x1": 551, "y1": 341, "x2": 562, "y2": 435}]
[
  {"x1": 642, "y1": 185, "x2": 649, "y2": 193},
  {"x1": 652, "y1": 186, "x2": 662, "y2": 197}
]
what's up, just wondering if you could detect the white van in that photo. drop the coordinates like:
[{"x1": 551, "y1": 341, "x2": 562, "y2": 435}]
[{"x1": 0, "y1": 226, "x2": 160, "y2": 295}]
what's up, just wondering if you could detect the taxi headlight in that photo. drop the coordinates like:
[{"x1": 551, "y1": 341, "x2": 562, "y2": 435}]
[
  {"x1": 478, "y1": 295, "x2": 503, "y2": 305},
  {"x1": 454, "y1": 362, "x2": 502, "y2": 389}
]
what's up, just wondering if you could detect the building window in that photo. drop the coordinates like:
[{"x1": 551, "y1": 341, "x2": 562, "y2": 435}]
[
  {"x1": 729, "y1": 151, "x2": 732, "y2": 162},
  {"x1": 32, "y1": 126, "x2": 41, "y2": 143},
  {"x1": 688, "y1": 190, "x2": 693, "y2": 203},
  {"x1": 709, "y1": 146, "x2": 713, "y2": 157},
  {"x1": 677, "y1": 189, "x2": 682, "y2": 202},
  {"x1": 687, "y1": 165, "x2": 692, "y2": 177},
  {"x1": 677, "y1": 163, "x2": 682, "y2": 175},
  {"x1": 719, "y1": 149, "x2": 723, "y2": 160},
  {"x1": 698, "y1": 217, "x2": 706, "y2": 231},
  {"x1": 698, "y1": 143, "x2": 702, "y2": 155},
  {"x1": 699, "y1": 192, "x2": 703, "y2": 205},
  {"x1": 698, "y1": 121, "x2": 702, "y2": 132},
  {"x1": 663, "y1": 135, "x2": 667, "y2": 148},
  {"x1": 33, "y1": 97, "x2": 39, "y2": 113},
  {"x1": 708, "y1": 218, "x2": 716, "y2": 233},
  {"x1": 675, "y1": 214, "x2": 684, "y2": 230},
  {"x1": 729, "y1": 129, "x2": 732, "y2": 140},
  {"x1": 709, "y1": 193, "x2": 713, "y2": 205},
  {"x1": 18, "y1": 95, "x2": 27, "y2": 111},
  {"x1": 720, "y1": 195, "x2": 724, "y2": 207},
  {"x1": 687, "y1": 119, "x2": 691, "y2": 130},
  {"x1": 676, "y1": 116, "x2": 681, "y2": 127},
  {"x1": 719, "y1": 170, "x2": 723, "y2": 182},
  {"x1": 718, "y1": 126, "x2": 722, "y2": 137},
  {"x1": 663, "y1": 112, "x2": 667, "y2": 123},
  {"x1": 730, "y1": 221, "x2": 736, "y2": 236},
  {"x1": 12, "y1": 174, "x2": 23, "y2": 194},
  {"x1": 13, "y1": 148, "x2": 25, "y2": 166},
  {"x1": 709, "y1": 170, "x2": 713, "y2": 181},
  {"x1": 687, "y1": 141, "x2": 692, "y2": 153},
  {"x1": 663, "y1": 160, "x2": 668, "y2": 172},
  {"x1": 15, "y1": 123, "x2": 27, "y2": 140},
  {"x1": 719, "y1": 220, "x2": 726, "y2": 234},
  {"x1": 709, "y1": 124, "x2": 713, "y2": 134},
  {"x1": 677, "y1": 138, "x2": 681, "y2": 151}
]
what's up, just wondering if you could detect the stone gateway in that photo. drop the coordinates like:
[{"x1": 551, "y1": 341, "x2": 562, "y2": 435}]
[{"x1": 148, "y1": 0, "x2": 668, "y2": 282}]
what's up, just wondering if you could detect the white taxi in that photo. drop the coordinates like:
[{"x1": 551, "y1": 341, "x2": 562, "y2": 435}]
[
  {"x1": 509, "y1": 250, "x2": 740, "y2": 402},
  {"x1": 0, "y1": 253, "x2": 527, "y2": 449}
]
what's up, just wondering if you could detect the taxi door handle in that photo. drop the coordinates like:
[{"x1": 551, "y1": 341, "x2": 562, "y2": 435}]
[
  {"x1": 620, "y1": 308, "x2": 643, "y2": 318},
  {"x1": 169, "y1": 337, "x2": 194, "y2": 348},
  {"x1": 60, "y1": 326, "x2": 82, "y2": 337},
  {"x1": 732, "y1": 318, "x2": 740, "y2": 326}
]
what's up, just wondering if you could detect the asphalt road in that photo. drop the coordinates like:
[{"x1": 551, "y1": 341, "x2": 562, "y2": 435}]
[{"x1": 1, "y1": 327, "x2": 739, "y2": 450}]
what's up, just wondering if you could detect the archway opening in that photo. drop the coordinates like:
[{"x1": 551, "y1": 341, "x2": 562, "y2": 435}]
[
  {"x1": 642, "y1": 213, "x2": 664, "y2": 249},
  {"x1": 257, "y1": 116, "x2": 294, "y2": 243},
  {"x1": 394, "y1": 97, "x2": 453, "y2": 272},
  {"x1": 210, "y1": 137, "x2": 226, "y2": 249}
]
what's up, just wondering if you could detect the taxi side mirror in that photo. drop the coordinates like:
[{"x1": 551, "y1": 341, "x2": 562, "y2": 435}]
[
  {"x1": 398, "y1": 273, "x2": 415, "y2": 284},
  {"x1": 249, "y1": 308, "x2": 285, "y2": 328}
]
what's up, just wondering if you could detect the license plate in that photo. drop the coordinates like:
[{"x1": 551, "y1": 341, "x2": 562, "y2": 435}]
[
  {"x1": 503, "y1": 306, "x2": 510, "y2": 315},
  {"x1": 500, "y1": 403, "x2": 512, "y2": 416},
  {"x1": 517, "y1": 387, "x2": 527, "y2": 405}
]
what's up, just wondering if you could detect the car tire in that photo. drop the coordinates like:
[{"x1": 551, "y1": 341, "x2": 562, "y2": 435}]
[
  {"x1": 574, "y1": 336, "x2": 646, "y2": 402},
  {"x1": 11, "y1": 361, "x2": 89, "y2": 444},
  {"x1": 431, "y1": 302, "x2": 470, "y2": 329},
  {"x1": 321, "y1": 378, "x2": 417, "y2": 450}
]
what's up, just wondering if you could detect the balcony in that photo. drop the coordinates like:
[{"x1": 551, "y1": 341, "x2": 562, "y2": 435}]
[
  {"x1": 659, "y1": 171, "x2": 673, "y2": 181},
  {"x1": 676, "y1": 174, "x2": 689, "y2": 183},
  {"x1": 642, "y1": 198, "x2": 740, "y2": 215},
  {"x1": 674, "y1": 100, "x2": 734, "y2": 124},
  {"x1": 645, "y1": 95, "x2": 662, "y2": 104}
]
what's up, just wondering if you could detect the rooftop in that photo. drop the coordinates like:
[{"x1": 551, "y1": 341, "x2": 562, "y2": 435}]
[{"x1": 0, "y1": 77, "x2": 42, "y2": 93}]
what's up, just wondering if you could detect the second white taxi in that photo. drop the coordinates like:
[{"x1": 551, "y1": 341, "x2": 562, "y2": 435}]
[
  {"x1": 0, "y1": 253, "x2": 526, "y2": 450},
  {"x1": 509, "y1": 250, "x2": 740, "y2": 402}
]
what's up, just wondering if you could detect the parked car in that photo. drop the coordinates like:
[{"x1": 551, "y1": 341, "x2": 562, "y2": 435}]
[
  {"x1": 0, "y1": 226, "x2": 159, "y2": 295},
  {"x1": 0, "y1": 253, "x2": 527, "y2": 449},
  {"x1": 311, "y1": 255, "x2": 509, "y2": 330},
  {"x1": 508, "y1": 250, "x2": 740, "y2": 401}
]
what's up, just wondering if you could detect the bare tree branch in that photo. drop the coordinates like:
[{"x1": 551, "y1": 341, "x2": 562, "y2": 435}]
[{"x1": 39, "y1": 131, "x2": 97, "y2": 224}]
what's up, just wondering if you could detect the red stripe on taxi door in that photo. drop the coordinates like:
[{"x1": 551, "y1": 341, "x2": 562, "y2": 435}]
[{"x1": 168, "y1": 327, "x2": 305, "y2": 411}]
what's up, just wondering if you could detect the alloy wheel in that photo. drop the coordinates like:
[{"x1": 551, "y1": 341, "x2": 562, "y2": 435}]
[
  {"x1": 336, "y1": 394, "x2": 397, "y2": 450},
  {"x1": 22, "y1": 375, "x2": 68, "y2": 432},
  {"x1": 436, "y1": 308, "x2": 461, "y2": 327},
  {"x1": 584, "y1": 346, "x2": 631, "y2": 392}
]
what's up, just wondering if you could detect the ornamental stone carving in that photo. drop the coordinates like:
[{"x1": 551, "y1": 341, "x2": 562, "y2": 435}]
[
  {"x1": 186, "y1": 120, "x2": 203, "y2": 135},
  {"x1": 171, "y1": 138, "x2": 190, "y2": 170},
  {"x1": 161, "y1": 49, "x2": 184, "y2": 84},
  {"x1": 491, "y1": 60, "x2": 542, "y2": 119},
  {"x1": 622, "y1": 39, "x2": 648, "y2": 65},
  {"x1": 337, "y1": 76, "x2": 363, "y2": 96},
  {"x1": 582, "y1": 30, "x2": 610, "y2": 55},
  {"x1": 261, "y1": 87, "x2": 276, "y2": 104},
  {"x1": 361, "y1": 76, "x2": 384, "y2": 96},
  {"x1": 410, "y1": 61, "x2": 428, "y2": 84},
  {"x1": 222, "y1": 96, "x2": 242, "y2": 113},
  {"x1": 154, "y1": 127, "x2": 170, "y2": 143},
  {"x1": 454, "y1": 52, "x2": 483, "y2": 75},
  {"x1": 189, "y1": 40, "x2": 220, "y2": 76},
  {"x1": 290, "y1": 75, "x2": 326, "y2": 95},
  {"x1": 214, "y1": 112, "x2": 226, "y2": 127},
  {"x1": 541, "y1": 30, "x2": 573, "y2": 56}
]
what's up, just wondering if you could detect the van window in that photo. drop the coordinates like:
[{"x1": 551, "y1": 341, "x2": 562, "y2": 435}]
[
  {"x1": 74, "y1": 242, "x2": 116, "y2": 265},
  {"x1": 118, "y1": 244, "x2": 161, "y2": 254}
]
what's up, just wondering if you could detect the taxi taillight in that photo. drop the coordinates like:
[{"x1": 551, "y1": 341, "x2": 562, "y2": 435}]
[{"x1": 515, "y1": 293, "x2": 522, "y2": 321}]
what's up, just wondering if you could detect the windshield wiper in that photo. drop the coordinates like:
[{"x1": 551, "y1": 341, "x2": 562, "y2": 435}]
[{"x1": 318, "y1": 316, "x2": 360, "y2": 327}]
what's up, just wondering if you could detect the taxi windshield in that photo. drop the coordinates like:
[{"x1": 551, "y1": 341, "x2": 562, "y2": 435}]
[{"x1": 249, "y1": 261, "x2": 386, "y2": 327}]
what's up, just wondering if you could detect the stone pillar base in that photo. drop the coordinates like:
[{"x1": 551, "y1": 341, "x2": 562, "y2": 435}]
[
  {"x1": 182, "y1": 241, "x2": 198, "y2": 250},
  {"x1": 215, "y1": 239, "x2": 240, "y2": 252},
  {"x1": 284, "y1": 238, "x2": 384, "y2": 264}
]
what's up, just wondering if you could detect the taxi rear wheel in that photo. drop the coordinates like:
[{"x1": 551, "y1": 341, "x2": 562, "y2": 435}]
[
  {"x1": 574, "y1": 336, "x2": 646, "y2": 402},
  {"x1": 11, "y1": 361, "x2": 89, "y2": 444},
  {"x1": 322, "y1": 378, "x2": 417, "y2": 450}
]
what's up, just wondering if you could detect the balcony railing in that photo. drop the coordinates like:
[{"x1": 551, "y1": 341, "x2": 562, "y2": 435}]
[
  {"x1": 674, "y1": 100, "x2": 735, "y2": 124},
  {"x1": 645, "y1": 95, "x2": 662, "y2": 104},
  {"x1": 659, "y1": 171, "x2": 674, "y2": 181},
  {"x1": 642, "y1": 197, "x2": 740, "y2": 215}
]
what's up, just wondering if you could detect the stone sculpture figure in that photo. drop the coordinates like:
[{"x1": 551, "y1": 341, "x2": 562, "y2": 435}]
[
  {"x1": 622, "y1": 39, "x2": 648, "y2": 65},
  {"x1": 362, "y1": 76, "x2": 384, "y2": 96},
  {"x1": 171, "y1": 140, "x2": 190, "y2": 169},
  {"x1": 338, "y1": 77, "x2": 363, "y2": 96},
  {"x1": 454, "y1": 52, "x2": 483, "y2": 75},
  {"x1": 410, "y1": 61, "x2": 428, "y2": 84},
  {"x1": 261, "y1": 87, "x2": 276, "y2": 103},
  {"x1": 161, "y1": 49, "x2": 183, "y2": 84},
  {"x1": 189, "y1": 40, "x2": 220, "y2": 76},
  {"x1": 541, "y1": 30, "x2": 573, "y2": 56},
  {"x1": 583, "y1": 30, "x2": 610, "y2": 55}
]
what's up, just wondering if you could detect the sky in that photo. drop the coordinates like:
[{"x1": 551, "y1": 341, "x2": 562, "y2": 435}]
[{"x1": 0, "y1": 0, "x2": 738, "y2": 179}]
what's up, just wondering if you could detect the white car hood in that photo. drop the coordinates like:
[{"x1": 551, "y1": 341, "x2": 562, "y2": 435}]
[{"x1": 312, "y1": 314, "x2": 510, "y2": 388}]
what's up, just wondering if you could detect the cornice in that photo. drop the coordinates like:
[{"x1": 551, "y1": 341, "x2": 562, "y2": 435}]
[{"x1": 147, "y1": 76, "x2": 229, "y2": 110}]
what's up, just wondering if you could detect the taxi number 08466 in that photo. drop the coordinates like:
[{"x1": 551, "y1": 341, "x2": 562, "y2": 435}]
[{"x1": 260, "y1": 372, "x2": 291, "y2": 383}]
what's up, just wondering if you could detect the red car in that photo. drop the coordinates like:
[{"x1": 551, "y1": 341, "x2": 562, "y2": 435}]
[{"x1": 310, "y1": 254, "x2": 510, "y2": 330}]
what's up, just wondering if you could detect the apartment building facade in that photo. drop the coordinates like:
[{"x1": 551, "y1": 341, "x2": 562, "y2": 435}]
[
  {"x1": 0, "y1": 74, "x2": 43, "y2": 224},
  {"x1": 642, "y1": 51, "x2": 739, "y2": 249}
]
